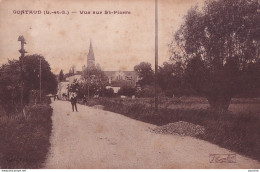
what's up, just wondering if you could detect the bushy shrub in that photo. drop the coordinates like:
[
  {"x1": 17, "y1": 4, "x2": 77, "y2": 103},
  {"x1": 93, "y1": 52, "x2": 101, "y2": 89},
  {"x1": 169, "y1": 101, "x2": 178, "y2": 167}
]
[
  {"x1": 29, "y1": 104, "x2": 52, "y2": 122},
  {"x1": 103, "y1": 88, "x2": 114, "y2": 97},
  {"x1": 0, "y1": 104, "x2": 53, "y2": 168},
  {"x1": 136, "y1": 85, "x2": 164, "y2": 98},
  {"x1": 136, "y1": 85, "x2": 154, "y2": 98},
  {"x1": 42, "y1": 96, "x2": 51, "y2": 105},
  {"x1": 118, "y1": 85, "x2": 136, "y2": 96},
  {"x1": 164, "y1": 90, "x2": 174, "y2": 98}
]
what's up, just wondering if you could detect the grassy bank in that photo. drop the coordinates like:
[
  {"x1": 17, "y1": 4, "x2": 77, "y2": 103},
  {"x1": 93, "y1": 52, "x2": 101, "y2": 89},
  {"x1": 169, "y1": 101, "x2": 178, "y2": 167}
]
[
  {"x1": 85, "y1": 97, "x2": 260, "y2": 161},
  {"x1": 0, "y1": 104, "x2": 53, "y2": 169}
]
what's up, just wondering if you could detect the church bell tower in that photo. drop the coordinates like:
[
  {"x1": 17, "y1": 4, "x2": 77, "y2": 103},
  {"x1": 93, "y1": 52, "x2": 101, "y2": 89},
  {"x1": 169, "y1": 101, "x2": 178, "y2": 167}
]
[{"x1": 87, "y1": 40, "x2": 95, "y2": 69}]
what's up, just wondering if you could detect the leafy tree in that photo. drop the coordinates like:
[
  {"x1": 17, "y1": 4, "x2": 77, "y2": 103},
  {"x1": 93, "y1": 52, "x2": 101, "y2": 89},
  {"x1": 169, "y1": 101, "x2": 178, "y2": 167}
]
[
  {"x1": 23, "y1": 55, "x2": 57, "y2": 97},
  {"x1": 172, "y1": 0, "x2": 260, "y2": 112},
  {"x1": 0, "y1": 60, "x2": 21, "y2": 114},
  {"x1": 118, "y1": 85, "x2": 136, "y2": 97},
  {"x1": 69, "y1": 79, "x2": 80, "y2": 93},
  {"x1": 67, "y1": 65, "x2": 76, "y2": 77},
  {"x1": 103, "y1": 88, "x2": 115, "y2": 97},
  {"x1": 0, "y1": 55, "x2": 57, "y2": 114},
  {"x1": 158, "y1": 62, "x2": 189, "y2": 97},
  {"x1": 59, "y1": 70, "x2": 65, "y2": 82},
  {"x1": 82, "y1": 66, "x2": 108, "y2": 97},
  {"x1": 136, "y1": 85, "x2": 164, "y2": 98},
  {"x1": 134, "y1": 62, "x2": 154, "y2": 87}
]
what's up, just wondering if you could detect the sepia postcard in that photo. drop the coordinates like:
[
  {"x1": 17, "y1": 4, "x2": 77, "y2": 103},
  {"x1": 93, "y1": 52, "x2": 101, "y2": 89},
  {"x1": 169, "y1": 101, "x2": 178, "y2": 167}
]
[{"x1": 0, "y1": 0, "x2": 259, "y2": 170}]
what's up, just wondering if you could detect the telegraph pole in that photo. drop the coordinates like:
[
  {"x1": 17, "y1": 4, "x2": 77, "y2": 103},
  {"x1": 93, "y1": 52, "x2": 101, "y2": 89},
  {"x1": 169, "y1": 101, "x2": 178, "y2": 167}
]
[
  {"x1": 87, "y1": 67, "x2": 90, "y2": 98},
  {"x1": 18, "y1": 35, "x2": 27, "y2": 108},
  {"x1": 39, "y1": 58, "x2": 42, "y2": 103},
  {"x1": 155, "y1": 0, "x2": 159, "y2": 112}
]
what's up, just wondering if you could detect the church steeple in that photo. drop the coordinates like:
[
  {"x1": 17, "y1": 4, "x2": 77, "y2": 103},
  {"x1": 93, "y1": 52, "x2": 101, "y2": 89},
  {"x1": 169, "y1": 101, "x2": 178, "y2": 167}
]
[{"x1": 87, "y1": 40, "x2": 95, "y2": 68}]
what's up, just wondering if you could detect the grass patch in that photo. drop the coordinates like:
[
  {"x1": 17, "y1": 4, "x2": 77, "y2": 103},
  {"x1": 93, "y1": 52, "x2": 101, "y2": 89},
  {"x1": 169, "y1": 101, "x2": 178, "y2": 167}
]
[
  {"x1": 0, "y1": 104, "x2": 53, "y2": 169},
  {"x1": 85, "y1": 97, "x2": 260, "y2": 161}
]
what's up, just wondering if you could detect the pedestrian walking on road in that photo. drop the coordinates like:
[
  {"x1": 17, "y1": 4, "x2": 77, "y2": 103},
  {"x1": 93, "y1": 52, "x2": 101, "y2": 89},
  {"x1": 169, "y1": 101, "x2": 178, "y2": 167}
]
[
  {"x1": 71, "y1": 94, "x2": 78, "y2": 112},
  {"x1": 83, "y1": 95, "x2": 87, "y2": 106}
]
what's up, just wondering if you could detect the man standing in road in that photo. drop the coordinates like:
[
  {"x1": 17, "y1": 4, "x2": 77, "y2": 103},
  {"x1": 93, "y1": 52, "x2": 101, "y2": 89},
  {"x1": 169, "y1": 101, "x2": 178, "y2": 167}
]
[
  {"x1": 71, "y1": 94, "x2": 78, "y2": 112},
  {"x1": 83, "y1": 95, "x2": 87, "y2": 105}
]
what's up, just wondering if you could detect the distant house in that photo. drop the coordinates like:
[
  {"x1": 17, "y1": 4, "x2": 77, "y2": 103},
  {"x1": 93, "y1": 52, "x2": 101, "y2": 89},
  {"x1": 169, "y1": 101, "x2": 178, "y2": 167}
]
[
  {"x1": 66, "y1": 73, "x2": 84, "y2": 83},
  {"x1": 57, "y1": 81, "x2": 69, "y2": 99},
  {"x1": 105, "y1": 71, "x2": 138, "y2": 85},
  {"x1": 104, "y1": 71, "x2": 139, "y2": 93}
]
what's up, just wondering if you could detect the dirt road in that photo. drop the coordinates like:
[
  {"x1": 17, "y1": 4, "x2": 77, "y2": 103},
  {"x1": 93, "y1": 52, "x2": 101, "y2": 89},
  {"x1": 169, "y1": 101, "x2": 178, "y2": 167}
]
[{"x1": 44, "y1": 100, "x2": 260, "y2": 169}]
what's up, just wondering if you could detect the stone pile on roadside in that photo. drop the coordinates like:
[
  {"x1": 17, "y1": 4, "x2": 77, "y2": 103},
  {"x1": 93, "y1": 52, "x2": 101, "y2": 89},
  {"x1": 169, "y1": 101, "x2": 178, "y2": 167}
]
[{"x1": 151, "y1": 121, "x2": 205, "y2": 137}]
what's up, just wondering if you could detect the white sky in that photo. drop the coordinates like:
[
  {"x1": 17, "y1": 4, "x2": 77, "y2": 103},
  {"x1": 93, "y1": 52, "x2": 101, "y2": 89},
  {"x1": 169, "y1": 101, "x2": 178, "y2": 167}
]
[{"x1": 0, "y1": 0, "x2": 204, "y2": 74}]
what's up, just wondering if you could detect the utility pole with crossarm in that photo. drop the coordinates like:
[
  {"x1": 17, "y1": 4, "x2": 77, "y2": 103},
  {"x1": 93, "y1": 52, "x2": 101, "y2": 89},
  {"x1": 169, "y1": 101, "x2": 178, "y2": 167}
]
[{"x1": 18, "y1": 35, "x2": 27, "y2": 108}]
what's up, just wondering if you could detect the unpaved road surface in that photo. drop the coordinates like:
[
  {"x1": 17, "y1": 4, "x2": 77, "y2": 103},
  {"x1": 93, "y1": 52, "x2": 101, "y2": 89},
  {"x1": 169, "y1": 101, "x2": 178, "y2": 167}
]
[{"x1": 44, "y1": 100, "x2": 260, "y2": 169}]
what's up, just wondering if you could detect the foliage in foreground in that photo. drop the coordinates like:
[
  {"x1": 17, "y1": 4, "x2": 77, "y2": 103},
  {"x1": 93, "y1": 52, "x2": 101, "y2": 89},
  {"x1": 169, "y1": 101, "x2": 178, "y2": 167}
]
[{"x1": 0, "y1": 104, "x2": 53, "y2": 169}]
